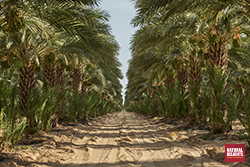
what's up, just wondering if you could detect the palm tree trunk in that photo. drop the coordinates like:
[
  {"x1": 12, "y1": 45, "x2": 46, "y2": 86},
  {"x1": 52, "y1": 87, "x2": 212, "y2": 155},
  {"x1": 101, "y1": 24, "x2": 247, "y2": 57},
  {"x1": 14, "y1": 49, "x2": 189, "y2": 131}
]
[
  {"x1": 73, "y1": 67, "x2": 82, "y2": 94},
  {"x1": 177, "y1": 66, "x2": 188, "y2": 91},
  {"x1": 42, "y1": 63, "x2": 57, "y2": 89},
  {"x1": 56, "y1": 66, "x2": 67, "y2": 117},
  {"x1": 19, "y1": 63, "x2": 36, "y2": 133},
  {"x1": 189, "y1": 56, "x2": 202, "y2": 87},
  {"x1": 164, "y1": 73, "x2": 175, "y2": 89},
  {"x1": 207, "y1": 36, "x2": 228, "y2": 75},
  {"x1": 207, "y1": 36, "x2": 228, "y2": 133},
  {"x1": 188, "y1": 56, "x2": 202, "y2": 124},
  {"x1": 42, "y1": 63, "x2": 58, "y2": 127}
]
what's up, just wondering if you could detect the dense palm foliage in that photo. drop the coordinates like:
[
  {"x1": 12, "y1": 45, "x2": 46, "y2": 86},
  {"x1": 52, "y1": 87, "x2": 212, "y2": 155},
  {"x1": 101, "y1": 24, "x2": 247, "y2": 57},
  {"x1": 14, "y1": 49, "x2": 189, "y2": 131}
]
[
  {"x1": 0, "y1": 0, "x2": 123, "y2": 150},
  {"x1": 126, "y1": 0, "x2": 250, "y2": 145}
]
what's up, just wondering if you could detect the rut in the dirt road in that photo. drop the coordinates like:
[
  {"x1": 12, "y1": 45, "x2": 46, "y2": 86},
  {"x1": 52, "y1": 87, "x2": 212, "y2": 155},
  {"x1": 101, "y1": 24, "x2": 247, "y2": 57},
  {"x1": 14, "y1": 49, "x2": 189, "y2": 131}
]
[{"x1": 3, "y1": 111, "x2": 248, "y2": 167}]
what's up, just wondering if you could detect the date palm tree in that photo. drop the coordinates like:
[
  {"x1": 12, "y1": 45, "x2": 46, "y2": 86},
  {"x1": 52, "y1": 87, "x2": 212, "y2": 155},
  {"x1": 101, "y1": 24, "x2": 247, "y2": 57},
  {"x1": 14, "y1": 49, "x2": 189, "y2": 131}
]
[
  {"x1": 0, "y1": 1, "x2": 52, "y2": 132},
  {"x1": 132, "y1": 0, "x2": 250, "y2": 71},
  {"x1": 129, "y1": 0, "x2": 250, "y2": 129},
  {"x1": 0, "y1": 0, "x2": 109, "y2": 132}
]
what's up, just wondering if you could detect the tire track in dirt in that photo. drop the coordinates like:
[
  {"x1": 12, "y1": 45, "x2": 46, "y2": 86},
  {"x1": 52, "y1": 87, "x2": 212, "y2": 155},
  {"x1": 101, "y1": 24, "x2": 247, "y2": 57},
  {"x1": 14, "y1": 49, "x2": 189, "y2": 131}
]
[
  {"x1": 92, "y1": 114, "x2": 122, "y2": 166},
  {"x1": 85, "y1": 111, "x2": 154, "y2": 167},
  {"x1": 84, "y1": 113, "x2": 119, "y2": 167},
  {"x1": 123, "y1": 113, "x2": 156, "y2": 167},
  {"x1": 122, "y1": 112, "x2": 203, "y2": 167}
]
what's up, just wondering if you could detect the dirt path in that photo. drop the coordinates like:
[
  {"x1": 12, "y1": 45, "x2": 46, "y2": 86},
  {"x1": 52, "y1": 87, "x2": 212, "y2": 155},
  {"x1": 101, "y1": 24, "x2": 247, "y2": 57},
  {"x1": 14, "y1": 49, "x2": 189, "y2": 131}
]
[{"x1": 1, "y1": 111, "x2": 249, "y2": 167}]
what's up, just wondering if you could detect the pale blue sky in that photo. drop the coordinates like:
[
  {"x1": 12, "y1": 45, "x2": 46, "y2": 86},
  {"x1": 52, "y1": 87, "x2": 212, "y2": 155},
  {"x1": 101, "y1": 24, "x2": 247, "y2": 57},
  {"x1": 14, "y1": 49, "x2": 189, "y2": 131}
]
[{"x1": 100, "y1": 0, "x2": 138, "y2": 98}]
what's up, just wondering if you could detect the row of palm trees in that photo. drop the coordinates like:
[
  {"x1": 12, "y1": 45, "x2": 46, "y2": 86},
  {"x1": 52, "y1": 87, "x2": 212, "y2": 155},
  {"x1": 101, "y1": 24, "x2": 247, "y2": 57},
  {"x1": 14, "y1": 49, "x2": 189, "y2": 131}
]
[
  {"x1": 125, "y1": 0, "x2": 250, "y2": 136},
  {"x1": 0, "y1": 0, "x2": 123, "y2": 138}
]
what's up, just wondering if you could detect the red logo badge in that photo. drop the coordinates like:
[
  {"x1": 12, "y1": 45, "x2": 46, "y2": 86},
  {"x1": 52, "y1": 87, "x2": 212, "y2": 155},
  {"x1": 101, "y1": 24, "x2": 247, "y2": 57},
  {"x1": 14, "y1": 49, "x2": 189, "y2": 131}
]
[{"x1": 225, "y1": 144, "x2": 245, "y2": 162}]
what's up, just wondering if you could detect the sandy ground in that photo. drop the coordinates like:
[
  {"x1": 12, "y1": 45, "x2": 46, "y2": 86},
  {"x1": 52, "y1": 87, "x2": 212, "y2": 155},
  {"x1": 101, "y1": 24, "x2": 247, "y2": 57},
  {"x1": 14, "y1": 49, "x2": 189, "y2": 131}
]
[{"x1": 1, "y1": 111, "x2": 250, "y2": 167}]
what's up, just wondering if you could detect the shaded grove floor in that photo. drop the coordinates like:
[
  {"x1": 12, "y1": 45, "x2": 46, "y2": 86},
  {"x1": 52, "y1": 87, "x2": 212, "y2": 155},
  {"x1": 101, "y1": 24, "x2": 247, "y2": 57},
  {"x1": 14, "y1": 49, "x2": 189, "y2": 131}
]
[{"x1": 1, "y1": 111, "x2": 249, "y2": 167}]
